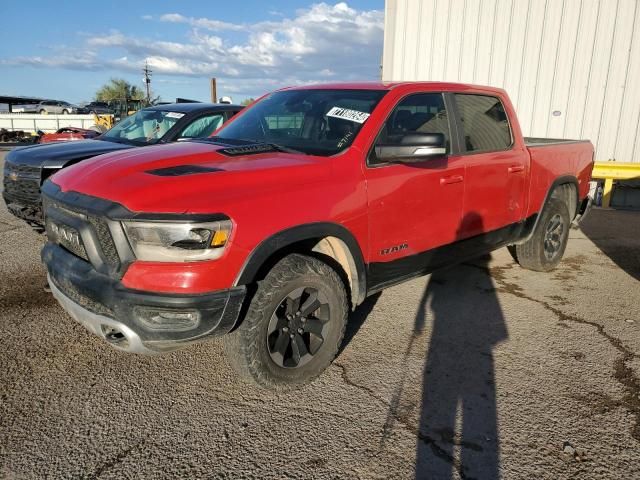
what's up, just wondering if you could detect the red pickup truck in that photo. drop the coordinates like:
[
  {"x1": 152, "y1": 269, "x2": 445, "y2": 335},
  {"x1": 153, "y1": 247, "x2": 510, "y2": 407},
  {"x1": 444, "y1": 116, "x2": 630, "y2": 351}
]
[{"x1": 41, "y1": 82, "x2": 594, "y2": 388}]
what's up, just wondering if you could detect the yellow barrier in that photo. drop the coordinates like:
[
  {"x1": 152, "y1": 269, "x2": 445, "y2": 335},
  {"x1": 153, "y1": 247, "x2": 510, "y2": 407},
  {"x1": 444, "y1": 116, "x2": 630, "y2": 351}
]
[{"x1": 592, "y1": 162, "x2": 640, "y2": 208}]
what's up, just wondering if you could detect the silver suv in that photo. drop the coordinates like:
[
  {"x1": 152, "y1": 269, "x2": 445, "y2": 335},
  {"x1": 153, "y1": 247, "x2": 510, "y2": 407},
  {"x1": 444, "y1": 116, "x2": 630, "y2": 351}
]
[{"x1": 35, "y1": 100, "x2": 78, "y2": 115}]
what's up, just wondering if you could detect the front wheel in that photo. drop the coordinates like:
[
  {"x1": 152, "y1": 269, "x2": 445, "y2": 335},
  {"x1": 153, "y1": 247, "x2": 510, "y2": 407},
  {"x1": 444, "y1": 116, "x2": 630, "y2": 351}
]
[
  {"x1": 223, "y1": 254, "x2": 348, "y2": 389},
  {"x1": 62, "y1": 109, "x2": 69, "y2": 114},
  {"x1": 509, "y1": 197, "x2": 570, "y2": 272}
]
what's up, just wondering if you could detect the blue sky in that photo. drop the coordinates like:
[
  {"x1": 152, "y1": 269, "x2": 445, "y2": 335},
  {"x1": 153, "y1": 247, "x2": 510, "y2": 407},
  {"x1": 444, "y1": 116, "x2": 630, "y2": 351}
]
[{"x1": 0, "y1": 1, "x2": 384, "y2": 104}]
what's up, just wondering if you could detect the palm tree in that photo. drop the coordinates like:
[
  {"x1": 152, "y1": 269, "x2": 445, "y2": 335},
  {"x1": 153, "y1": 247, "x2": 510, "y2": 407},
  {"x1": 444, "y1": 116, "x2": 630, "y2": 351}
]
[{"x1": 95, "y1": 78, "x2": 145, "y2": 103}]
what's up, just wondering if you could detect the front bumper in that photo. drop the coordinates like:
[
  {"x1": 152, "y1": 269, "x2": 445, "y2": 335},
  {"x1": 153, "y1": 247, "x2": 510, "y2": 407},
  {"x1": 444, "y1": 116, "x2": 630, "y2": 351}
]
[
  {"x1": 3, "y1": 194, "x2": 44, "y2": 230},
  {"x1": 43, "y1": 244, "x2": 245, "y2": 354}
]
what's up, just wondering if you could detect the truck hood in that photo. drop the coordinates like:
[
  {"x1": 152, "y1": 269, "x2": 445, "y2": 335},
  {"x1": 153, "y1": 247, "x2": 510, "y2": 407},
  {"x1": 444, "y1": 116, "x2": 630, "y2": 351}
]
[
  {"x1": 6, "y1": 139, "x2": 133, "y2": 168},
  {"x1": 51, "y1": 141, "x2": 332, "y2": 213}
]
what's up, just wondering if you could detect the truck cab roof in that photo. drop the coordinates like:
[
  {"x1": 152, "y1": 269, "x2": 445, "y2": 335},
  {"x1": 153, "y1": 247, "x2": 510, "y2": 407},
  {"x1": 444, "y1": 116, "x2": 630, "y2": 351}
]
[
  {"x1": 283, "y1": 81, "x2": 507, "y2": 95},
  {"x1": 143, "y1": 103, "x2": 242, "y2": 114}
]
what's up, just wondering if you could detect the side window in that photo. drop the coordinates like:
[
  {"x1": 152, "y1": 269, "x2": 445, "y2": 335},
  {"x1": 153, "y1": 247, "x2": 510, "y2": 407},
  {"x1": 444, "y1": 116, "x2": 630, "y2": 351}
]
[
  {"x1": 454, "y1": 94, "x2": 512, "y2": 153},
  {"x1": 179, "y1": 114, "x2": 225, "y2": 138},
  {"x1": 369, "y1": 93, "x2": 450, "y2": 165}
]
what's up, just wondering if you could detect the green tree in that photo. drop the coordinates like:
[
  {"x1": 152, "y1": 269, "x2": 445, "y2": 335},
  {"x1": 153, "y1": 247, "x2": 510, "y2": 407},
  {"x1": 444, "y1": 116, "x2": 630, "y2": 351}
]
[
  {"x1": 95, "y1": 79, "x2": 145, "y2": 102},
  {"x1": 240, "y1": 98, "x2": 256, "y2": 106}
]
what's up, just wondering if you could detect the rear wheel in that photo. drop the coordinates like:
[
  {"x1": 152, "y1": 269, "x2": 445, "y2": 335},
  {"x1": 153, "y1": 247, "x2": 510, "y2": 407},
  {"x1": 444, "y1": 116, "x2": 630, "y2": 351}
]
[
  {"x1": 223, "y1": 254, "x2": 348, "y2": 389},
  {"x1": 39, "y1": 109, "x2": 46, "y2": 114},
  {"x1": 509, "y1": 197, "x2": 570, "y2": 271}
]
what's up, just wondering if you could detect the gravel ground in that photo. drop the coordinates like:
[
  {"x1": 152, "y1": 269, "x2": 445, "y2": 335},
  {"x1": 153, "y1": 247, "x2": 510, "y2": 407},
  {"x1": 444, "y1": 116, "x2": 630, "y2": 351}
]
[{"x1": 0, "y1": 150, "x2": 639, "y2": 479}]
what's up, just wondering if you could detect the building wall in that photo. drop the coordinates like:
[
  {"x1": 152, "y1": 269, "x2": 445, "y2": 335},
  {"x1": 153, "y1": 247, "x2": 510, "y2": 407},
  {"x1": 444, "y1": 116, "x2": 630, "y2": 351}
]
[{"x1": 382, "y1": 0, "x2": 640, "y2": 162}]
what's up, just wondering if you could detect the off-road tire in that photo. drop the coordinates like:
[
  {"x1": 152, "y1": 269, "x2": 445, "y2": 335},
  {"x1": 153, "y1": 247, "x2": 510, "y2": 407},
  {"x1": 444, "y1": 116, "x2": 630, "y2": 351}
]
[
  {"x1": 509, "y1": 197, "x2": 570, "y2": 272},
  {"x1": 223, "y1": 254, "x2": 348, "y2": 389}
]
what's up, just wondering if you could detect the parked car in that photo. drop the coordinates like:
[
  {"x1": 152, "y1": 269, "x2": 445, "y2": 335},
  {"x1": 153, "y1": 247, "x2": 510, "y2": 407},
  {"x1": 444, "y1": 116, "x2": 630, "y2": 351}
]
[
  {"x1": 33, "y1": 100, "x2": 79, "y2": 115},
  {"x1": 38, "y1": 127, "x2": 101, "y2": 143},
  {"x1": 3, "y1": 102, "x2": 242, "y2": 230},
  {"x1": 78, "y1": 102, "x2": 114, "y2": 115},
  {"x1": 39, "y1": 82, "x2": 594, "y2": 388}
]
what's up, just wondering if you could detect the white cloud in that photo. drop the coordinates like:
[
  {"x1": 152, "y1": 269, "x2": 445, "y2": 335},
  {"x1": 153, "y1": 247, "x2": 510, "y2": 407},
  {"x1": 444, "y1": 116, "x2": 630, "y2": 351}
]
[
  {"x1": 1, "y1": 2, "x2": 384, "y2": 98},
  {"x1": 159, "y1": 13, "x2": 185, "y2": 22},
  {"x1": 159, "y1": 13, "x2": 245, "y2": 31}
]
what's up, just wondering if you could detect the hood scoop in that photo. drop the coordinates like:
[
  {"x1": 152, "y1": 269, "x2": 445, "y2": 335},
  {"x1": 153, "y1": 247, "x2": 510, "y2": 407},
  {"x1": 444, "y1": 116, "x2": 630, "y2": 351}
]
[
  {"x1": 146, "y1": 165, "x2": 224, "y2": 177},
  {"x1": 218, "y1": 144, "x2": 276, "y2": 156}
]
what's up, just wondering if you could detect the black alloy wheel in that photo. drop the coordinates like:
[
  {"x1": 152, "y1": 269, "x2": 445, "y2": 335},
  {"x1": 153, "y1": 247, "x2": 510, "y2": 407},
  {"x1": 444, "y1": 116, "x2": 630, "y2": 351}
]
[
  {"x1": 543, "y1": 213, "x2": 565, "y2": 260},
  {"x1": 267, "y1": 287, "x2": 330, "y2": 368}
]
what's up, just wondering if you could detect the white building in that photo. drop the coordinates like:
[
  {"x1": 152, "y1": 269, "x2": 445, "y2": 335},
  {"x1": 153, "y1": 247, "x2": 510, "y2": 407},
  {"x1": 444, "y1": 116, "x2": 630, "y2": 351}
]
[{"x1": 382, "y1": 0, "x2": 640, "y2": 163}]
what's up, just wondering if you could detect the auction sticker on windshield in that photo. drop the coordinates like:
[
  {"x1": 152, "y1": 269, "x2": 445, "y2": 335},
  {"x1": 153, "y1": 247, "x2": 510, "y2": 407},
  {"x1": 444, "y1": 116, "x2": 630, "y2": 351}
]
[
  {"x1": 166, "y1": 112, "x2": 185, "y2": 119},
  {"x1": 326, "y1": 107, "x2": 370, "y2": 124}
]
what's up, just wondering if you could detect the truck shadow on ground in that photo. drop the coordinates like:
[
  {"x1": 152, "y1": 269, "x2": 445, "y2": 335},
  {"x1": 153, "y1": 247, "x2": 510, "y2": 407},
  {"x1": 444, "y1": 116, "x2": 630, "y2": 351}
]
[
  {"x1": 383, "y1": 213, "x2": 508, "y2": 479},
  {"x1": 580, "y1": 208, "x2": 640, "y2": 281},
  {"x1": 0, "y1": 272, "x2": 55, "y2": 311},
  {"x1": 337, "y1": 292, "x2": 381, "y2": 356}
]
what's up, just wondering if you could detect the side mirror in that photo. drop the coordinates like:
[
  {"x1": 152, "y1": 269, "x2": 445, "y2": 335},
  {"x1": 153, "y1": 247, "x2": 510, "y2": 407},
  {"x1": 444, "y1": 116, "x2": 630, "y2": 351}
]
[{"x1": 374, "y1": 132, "x2": 447, "y2": 163}]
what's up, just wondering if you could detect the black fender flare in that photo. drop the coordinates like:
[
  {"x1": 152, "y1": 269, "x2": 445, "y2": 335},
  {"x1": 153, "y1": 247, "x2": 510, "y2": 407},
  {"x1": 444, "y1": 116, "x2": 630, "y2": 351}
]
[
  {"x1": 234, "y1": 222, "x2": 367, "y2": 305},
  {"x1": 515, "y1": 175, "x2": 580, "y2": 244}
]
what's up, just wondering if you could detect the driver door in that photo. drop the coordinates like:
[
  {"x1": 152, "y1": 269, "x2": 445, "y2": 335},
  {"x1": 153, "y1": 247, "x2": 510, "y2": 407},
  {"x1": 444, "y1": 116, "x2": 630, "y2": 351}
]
[{"x1": 365, "y1": 92, "x2": 465, "y2": 285}]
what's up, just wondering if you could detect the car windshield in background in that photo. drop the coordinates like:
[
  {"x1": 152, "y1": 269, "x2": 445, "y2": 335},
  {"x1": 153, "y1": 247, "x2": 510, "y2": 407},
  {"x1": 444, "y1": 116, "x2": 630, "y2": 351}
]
[
  {"x1": 102, "y1": 110, "x2": 184, "y2": 145},
  {"x1": 214, "y1": 89, "x2": 387, "y2": 156}
]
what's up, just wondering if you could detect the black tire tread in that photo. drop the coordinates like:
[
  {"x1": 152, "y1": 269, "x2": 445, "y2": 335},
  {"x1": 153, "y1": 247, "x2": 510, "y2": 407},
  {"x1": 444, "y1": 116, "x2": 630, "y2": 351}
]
[
  {"x1": 223, "y1": 253, "x2": 348, "y2": 390},
  {"x1": 511, "y1": 197, "x2": 570, "y2": 272}
]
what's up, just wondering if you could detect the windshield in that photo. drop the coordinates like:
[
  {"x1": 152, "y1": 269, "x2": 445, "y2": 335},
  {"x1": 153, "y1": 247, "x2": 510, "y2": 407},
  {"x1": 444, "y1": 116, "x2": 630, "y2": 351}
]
[
  {"x1": 214, "y1": 89, "x2": 386, "y2": 156},
  {"x1": 102, "y1": 110, "x2": 184, "y2": 145}
]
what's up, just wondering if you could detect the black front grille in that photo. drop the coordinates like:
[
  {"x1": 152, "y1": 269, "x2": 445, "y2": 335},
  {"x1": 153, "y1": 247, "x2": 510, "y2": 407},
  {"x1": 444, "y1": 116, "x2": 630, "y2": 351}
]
[
  {"x1": 44, "y1": 197, "x2": 121, "y2": 270},
  {"x1": 3, "y1": 162, "x2": 42, "y2": 205},
  {"x1": 4, "y1": 162, "x2": 41, "y2": 177},
  {"x1": 45, "y1": 217, "x2": 89, "y2": 261},
  {"x1": 87, "y1": 215, "x2": 120, "y2": 268}
]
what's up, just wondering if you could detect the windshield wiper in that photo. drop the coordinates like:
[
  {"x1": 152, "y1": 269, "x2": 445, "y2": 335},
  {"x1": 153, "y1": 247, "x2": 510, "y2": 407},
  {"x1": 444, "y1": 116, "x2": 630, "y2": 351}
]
[
  {"x1": 206, "y1": 137, "x2": 308, "y2": 155},
  {"x1": 201, "y1": 136, "x2": 229, "y2": 144},
  {"x1": 262, "y1": 143, "x2": 307, "y2": 155}
]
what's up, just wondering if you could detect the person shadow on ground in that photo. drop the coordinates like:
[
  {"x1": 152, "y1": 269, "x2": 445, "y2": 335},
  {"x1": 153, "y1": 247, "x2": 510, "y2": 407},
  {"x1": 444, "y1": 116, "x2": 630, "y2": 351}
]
[
  {"x1": 416, "y1": 213, "x2": 508, "y2": 478},
  {"x1": 382, "y1": 212, "x2": 509, "y2": 479}
]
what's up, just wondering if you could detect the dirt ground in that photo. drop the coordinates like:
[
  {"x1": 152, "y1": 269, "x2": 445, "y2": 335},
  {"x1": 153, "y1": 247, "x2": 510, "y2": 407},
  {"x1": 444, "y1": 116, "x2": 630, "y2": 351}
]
[{"x1": 1, "y1": 150, "x2": 639, "y2": 479}]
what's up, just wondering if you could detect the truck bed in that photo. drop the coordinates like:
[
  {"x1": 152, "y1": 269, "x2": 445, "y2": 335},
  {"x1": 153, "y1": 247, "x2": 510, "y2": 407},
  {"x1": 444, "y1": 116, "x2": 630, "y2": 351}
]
[
  {"x1": 524, "y1": 137, "x2": 591, "y2": 147},
  {"x1": 524, "y1": 137, "x2": 594, "y2": 219}
]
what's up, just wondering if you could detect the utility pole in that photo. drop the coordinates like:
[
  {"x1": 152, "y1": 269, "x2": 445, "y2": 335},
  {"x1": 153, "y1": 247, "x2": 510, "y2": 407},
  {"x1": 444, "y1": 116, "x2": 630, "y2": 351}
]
[
  {"x1": 143, "y1": 61, "x2": 152, "y2": 104},
  {"x1": 210, "y1": 78, "x2": 217, "y2": 103}
]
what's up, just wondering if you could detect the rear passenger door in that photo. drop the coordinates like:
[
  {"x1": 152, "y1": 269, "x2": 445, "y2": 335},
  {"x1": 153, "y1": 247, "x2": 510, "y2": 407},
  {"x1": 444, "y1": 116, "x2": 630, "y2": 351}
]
[{"x1": 452, "y1": 94, "x2": 528, "y2": 237}]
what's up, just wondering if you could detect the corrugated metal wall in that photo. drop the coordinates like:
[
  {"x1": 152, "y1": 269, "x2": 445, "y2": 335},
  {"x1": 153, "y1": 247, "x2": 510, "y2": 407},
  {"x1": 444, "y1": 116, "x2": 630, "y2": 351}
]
[{"x1": 382, "y1": 0, "x2": 640, "y2": 162}]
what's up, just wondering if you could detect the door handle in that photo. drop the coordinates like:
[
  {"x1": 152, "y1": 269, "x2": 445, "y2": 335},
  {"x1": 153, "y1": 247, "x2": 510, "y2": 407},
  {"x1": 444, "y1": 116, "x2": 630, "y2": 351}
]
[
  {"x1": 440, "y1": 175, "x2": 464, "y2": 185},
  {"x1": 508, "y1": 165, "x2": 525, "y2": 173}
]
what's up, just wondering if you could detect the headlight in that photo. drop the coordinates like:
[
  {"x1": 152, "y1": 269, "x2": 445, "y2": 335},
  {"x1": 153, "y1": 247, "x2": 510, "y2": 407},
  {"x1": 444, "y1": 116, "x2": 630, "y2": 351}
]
[{"x1": 122, "y1": 220, "x2": 232, "y2": 262}]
